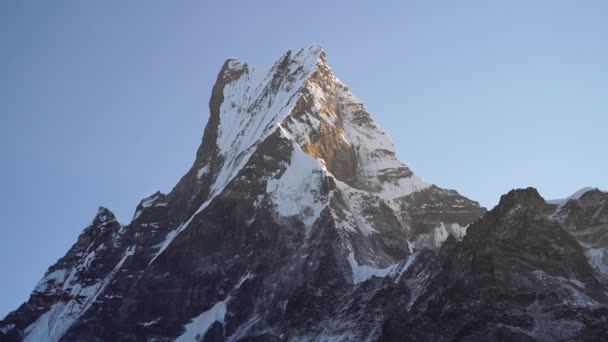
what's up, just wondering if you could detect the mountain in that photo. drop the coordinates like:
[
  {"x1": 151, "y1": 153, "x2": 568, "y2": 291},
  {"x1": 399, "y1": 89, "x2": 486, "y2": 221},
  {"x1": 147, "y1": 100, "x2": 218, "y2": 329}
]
[
  {"x1": 552, "y1": 188, "x2": 608, "y2": 287},
  {"x1": 381, "y1": 188, "x2": 608, "y2": 341},
  {"x1": 547, "y1": 187, "x2": 598, "y2": 206},
  {"x1": 285, "y1": 188, "x2": 608, "y2": 341},
  {"x1": 2, "y1": 46, "x2": 606, "y2": 342},
  {"x1": 0, "y1": 45, "x2": 484, "y2": 341}
]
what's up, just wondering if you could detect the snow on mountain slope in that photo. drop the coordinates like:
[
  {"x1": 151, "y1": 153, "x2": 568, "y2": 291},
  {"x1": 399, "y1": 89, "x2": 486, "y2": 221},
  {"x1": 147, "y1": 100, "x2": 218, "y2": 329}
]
[
  {"x1": 335, "y1": 88, "x2": 429, "y2": 199},
  {"x1": 12, "y1": 209, "x2": 136, "y2": 341},
  {"x1": 23, "y1": 247, "x2": 135, "y2": 342},
  {"x1": 278, "y1": 52, "x2": 430, "y2": 200},
  {"x1": 175, "y1": 299, "x2": 227, "y2": 342},
  {"x1": 265, "y1": 141, "x2": 329, "y2": 228},
  {"x1": 209, "y1": 46, "x2": 323, "y2": 199}
]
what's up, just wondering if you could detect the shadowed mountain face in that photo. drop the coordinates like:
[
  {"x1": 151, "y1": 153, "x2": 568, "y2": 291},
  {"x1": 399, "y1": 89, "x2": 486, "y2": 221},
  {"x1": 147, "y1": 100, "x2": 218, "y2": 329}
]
[
  {"x1": 1, "y1": 47, "x2": 605, "y2": 342},
  {"x1": 379, "y1": 188, "x2": 608, "y2": 341}
]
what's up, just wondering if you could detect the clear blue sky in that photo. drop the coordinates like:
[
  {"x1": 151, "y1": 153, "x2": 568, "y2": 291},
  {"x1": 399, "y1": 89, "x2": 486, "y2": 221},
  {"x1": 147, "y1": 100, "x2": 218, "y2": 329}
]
[{"x1": 1, "y1": 0, "x2": 606, "y2": 317}]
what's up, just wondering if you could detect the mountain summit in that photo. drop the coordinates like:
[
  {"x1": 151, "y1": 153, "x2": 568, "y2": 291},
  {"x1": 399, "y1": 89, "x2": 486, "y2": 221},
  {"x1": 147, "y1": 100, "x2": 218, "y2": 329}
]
[{"x1": 8, "y1": 46, "x2": 607, "y2": 341}]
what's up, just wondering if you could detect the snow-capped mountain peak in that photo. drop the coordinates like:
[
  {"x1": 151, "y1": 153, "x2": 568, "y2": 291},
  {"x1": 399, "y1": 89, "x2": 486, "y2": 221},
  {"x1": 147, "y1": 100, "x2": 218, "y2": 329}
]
[
  {"x1": 163, "y1": 45, "x2": 480, "y2": 268},
  {"x1": 1, "y1": 46, "x2": 486, "y2": 342},
  {"x1": 204, "y1": 44, "x2": 429, "y2": 203}
]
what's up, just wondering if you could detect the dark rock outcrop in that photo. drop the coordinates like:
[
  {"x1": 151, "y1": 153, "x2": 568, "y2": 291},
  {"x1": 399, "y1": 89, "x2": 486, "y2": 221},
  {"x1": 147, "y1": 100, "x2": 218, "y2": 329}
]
[{"x1": 379, "y1": 188, "x2": 608, "y2": 341}]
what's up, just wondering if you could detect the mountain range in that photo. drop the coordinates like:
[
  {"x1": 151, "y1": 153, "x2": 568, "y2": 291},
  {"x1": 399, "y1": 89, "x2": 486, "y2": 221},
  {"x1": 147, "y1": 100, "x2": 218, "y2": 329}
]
[{"x1": 1, "y1": 45, "x2": 606, "y2": 342}]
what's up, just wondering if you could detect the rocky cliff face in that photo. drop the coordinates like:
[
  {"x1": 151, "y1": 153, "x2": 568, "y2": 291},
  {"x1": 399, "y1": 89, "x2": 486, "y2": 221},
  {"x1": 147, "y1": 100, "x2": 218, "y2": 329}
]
[
  {"x1": 551, "y1": 189, "x2": 608, "y2": 288},
  {"x1": 380, "y1": 188, "x2": 608, "y2": 341},
  {"x1": 1, "y1": 46, "x2": 605, "y2": 342}
]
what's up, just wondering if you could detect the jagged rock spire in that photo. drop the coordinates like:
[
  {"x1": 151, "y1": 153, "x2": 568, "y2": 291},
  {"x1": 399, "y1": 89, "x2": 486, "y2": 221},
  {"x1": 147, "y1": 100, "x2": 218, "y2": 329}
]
[{"x1": 92, "y1": 206, "x2": 117, "y2": 226}]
